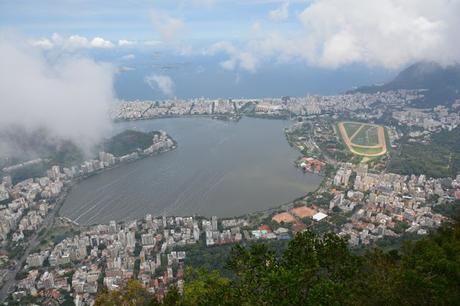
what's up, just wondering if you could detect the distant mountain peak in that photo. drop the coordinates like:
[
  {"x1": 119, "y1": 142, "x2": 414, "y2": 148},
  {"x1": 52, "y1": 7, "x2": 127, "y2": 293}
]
[
  {"x1": 392, "y1": 61, "x2": 459, "y2": 86},
  {"x1": 351, "y1": 61, "x2": 460, "y2": 107}
]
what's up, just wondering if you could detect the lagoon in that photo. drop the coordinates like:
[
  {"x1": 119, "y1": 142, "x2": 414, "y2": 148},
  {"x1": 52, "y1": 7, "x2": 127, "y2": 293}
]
[{"x1": 61, "y1": 117, "x2": 322, "y2": 225}]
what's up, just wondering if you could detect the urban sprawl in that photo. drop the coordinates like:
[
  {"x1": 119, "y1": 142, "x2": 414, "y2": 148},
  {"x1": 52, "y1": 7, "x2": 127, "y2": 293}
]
[{"x1": 1, "y1": 89, "x2": 460, "y2": 305}]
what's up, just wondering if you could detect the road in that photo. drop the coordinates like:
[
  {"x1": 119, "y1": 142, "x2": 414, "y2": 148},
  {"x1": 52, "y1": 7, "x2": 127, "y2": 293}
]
[{"x1": 0, "y1": 189, "x2": 67, "y2": 302}]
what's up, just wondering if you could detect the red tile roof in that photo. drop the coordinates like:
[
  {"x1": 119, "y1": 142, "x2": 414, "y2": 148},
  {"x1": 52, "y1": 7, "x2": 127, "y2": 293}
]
[
  {"x1": 455, "y1": 190, "x2": 460, "y2": 200},
  {"x1": 259, "y1": 224, "x2": 271, "y2": 232}
]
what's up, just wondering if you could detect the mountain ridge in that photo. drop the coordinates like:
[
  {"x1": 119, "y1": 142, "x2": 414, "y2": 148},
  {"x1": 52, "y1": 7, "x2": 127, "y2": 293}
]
[{"x1": 350, "y1": 61, "x2": 460, "y2": 107}]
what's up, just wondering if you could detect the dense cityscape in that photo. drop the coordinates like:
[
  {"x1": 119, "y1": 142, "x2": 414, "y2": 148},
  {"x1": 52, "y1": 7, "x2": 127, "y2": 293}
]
[{"x1": 0, "y1": 86, "x2": 459, "y2": 304}]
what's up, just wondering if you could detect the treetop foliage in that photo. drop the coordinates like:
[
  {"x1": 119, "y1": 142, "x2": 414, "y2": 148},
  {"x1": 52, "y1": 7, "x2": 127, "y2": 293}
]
[{"x1": 95, "y1": 217, "x2": 460, "y2": 306}]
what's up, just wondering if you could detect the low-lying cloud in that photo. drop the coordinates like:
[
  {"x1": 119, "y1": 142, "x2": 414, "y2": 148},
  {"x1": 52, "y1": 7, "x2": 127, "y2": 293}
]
[
  {"x1": 145, "y1": 74, "x2": 175, "y2": 97},
  {"x1": 0, "y1": 34, "x2": 115, "y2": 156},
  {"x1": 214, "y1": 0, "x2": 460, "y2": 71},
  {"x1": 298, "y1": 0, "x2": 460, "y2": 68}
]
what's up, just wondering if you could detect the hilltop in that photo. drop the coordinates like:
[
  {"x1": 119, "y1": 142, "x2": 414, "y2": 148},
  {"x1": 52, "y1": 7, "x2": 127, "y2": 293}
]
[{"x1": 351, "y1": 61, "x2": 460, "y2": 107}]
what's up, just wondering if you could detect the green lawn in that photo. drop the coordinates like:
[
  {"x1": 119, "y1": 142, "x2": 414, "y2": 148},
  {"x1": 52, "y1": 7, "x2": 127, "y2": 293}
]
[
  {"x1": 343, "y1": 122, "x2": 362, "y2": 137},
  {"x1": 351, "y1": 125, "x2": 380, "y2": 146},
  {"x1": 351, "y1": 146, "x2": 385, "y2": 155}
]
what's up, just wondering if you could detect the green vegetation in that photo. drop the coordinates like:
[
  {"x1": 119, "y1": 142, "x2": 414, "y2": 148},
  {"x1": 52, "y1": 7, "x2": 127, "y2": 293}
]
[
  {"x1": 178, "y1": 239, "x2": 290, "y2": 279},
  {"x1": 342, "y1": 122, "x2": 361, "y2": 137},
  {"x1": 94, "y1": 214, "x2": 460, "y2": 305},
  {"x1": 33, "y1": 227, "x2": 80, "y2": 253},
  {"x1": 95, "y1": 280, "x2": 176, "y2": 306},
  {"x1": 3, "y1": 139, "x2": 85, "y2": 184},
  {"x1": 179, "y1": 243, "x2": 235, "y2": 278},
  {"x1": 4, "y1": 129, "x2": 164, "y2": 183},
  {"x1": 384, "y1": 126, "x2": 392, "y2": 154},
  {"x1": 330, "y1": 143, "x2": 353, "y2": 162},
  {"x1": 393, "y1": 220, "x2": 410, "y2": 234},
  {"x1": 433, "y1": 200, "x2": 460, "y2": 218},
  {"x1": 388, "y1": 127, "x2": 460, "y2": 177},
  {"x1": 102, "y1": 130, "x2": 160, "y2": 157},
  {"x1": 352, "y1": 125, "x2": 379, "y2": 146},
  {"x1": 351, "y1": 146, "x2": 385, "y2": 155},
  {"x1": 308, "y1": 192, "x2": 334, "y2": 208},
  {"x1": 239, "y1": 101, "x2": 255, "y2": 114},
  {"x1": 4, "y1": 130, "x2": 157, "y2": 183},
  {"x1": 50, "y1": 140, "x2": 85, "y2": 167},
  {"x1": 7, "y1": 162, "x2": 49, "y2": 184}
]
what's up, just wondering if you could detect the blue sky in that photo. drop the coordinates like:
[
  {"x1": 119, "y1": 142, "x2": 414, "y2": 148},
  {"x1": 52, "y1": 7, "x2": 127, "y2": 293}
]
[
  {"x1": 1, "y1": 0, "x2": 458, "y2": 99},
  {"x1": 0, "y1": 0, "x2": 303, "y2": 40}
]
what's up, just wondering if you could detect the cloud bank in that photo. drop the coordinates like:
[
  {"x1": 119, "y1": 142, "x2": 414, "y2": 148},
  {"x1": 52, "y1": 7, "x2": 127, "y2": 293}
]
[
  {"x1": 145, "y1": 74, "x2": 175, "y2": 97},
  {"x1": 298, "y1": 0, "x2": 460, "y2": 68},
  {"x1": 31, "y1": 33, "x2": 114, "y2": 50},
  {"x1": 215, "y1": 0, "x2": 460, "y2": 71},
  {"x1": 0, "y1": 34, "x2": 115, "y2": 155},
  {"x1": 31, "y1": 34, "x2": 164, "y2": 51}
]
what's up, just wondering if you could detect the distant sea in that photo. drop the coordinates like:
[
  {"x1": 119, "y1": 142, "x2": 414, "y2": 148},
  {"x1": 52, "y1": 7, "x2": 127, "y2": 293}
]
[{"x1": 106, "y1": 51, "x2": 395, "y2": 100}]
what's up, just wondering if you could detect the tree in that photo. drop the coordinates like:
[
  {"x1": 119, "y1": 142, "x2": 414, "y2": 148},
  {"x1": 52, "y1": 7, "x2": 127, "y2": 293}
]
[
  {"x1": 94, "y1": 279, "x2": 161, "y2": 306},
  {"x1": 182, "y1": 268, "x2": 232, "y2": 305},
  {"x1": 95, "y1": 218, "x2": 460, "y2": 306}
]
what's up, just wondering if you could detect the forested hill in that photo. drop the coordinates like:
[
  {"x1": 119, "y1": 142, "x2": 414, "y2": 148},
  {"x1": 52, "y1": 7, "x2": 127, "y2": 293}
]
[
  {"x1": 388, "y1": 126, "x2": 460, "y2": 178},
  {"x1": 1, "y1": 129, "x2": 161, "y2": 184},
  {"x1": 350, "y1": 61, "x2": 460, "y2": 108},
  {"x1": 101, "y1": 130, "x2": 162, "y2": 157},
  {"x1": 95, "y1": 212, "x2": 460, "y2": 306}
]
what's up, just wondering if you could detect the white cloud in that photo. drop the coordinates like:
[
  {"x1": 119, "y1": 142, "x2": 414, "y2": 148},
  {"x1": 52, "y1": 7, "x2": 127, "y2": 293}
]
[
  {"x1": 118, "y1": 66, "x2": 135, "y2": 72},
  {"x1": 30, "y1": 33, "x2": 115, "y2": 50},
  {"x1": 220, "y1": 58, "x2": 236, "y2": 70},
  {"x1": 120, "y1": 54, "x2": 135, "y2": 60},
  {"x1": 150, "y1": 9, "x2": 185, "y2": 41},
  {"x1": 30, "y1": 38, "x2": 53, "y2": 49},
  {"x1": 0, "y1": 34, "x2": 114, "y2": 155},
  {"x1": 143, "y1": 40, "x2": 163, "y2": 47},
  {"x1": 251, "y1": 21, "x2": 262, "y2": 32},
  {"x1": 211, "y1": 0, "x2": 460, "y2": 70},
  {"x1": 208, "y1": 41, "x2": 258, "y2": 72},
  {"x1": 118, "y1": 39, "x2": 136, "y2": 47},
  {"x1": 30, "y1": 35, "x2": 165, "y2": 50},
  {"x1": 297, "y1": 0, "x2": 459, "y2": 68},
  {"x1": 67, "y1": 35, "x2": 89, "y2": 48},
  {"x1": 238, "y1": 52, "x2": 258, "y2": 72},
  {"x1": 90, "y1": 37, "x2": 114, "y2": 48},
  {"x1": 145, "y1": 74, "x2": 175, "y2": 97},
  {"x1": 269, "y1": 1, "x2": 289, "y2": 21}
]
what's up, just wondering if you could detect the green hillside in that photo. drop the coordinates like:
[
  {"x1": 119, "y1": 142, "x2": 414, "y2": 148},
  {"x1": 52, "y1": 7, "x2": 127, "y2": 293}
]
[
  {"x1": 102, "y1": 130, "x2": 160, "y2": 157},
  {"x1": 389, "y1": 127, "x2": 460, "y2": 177}
]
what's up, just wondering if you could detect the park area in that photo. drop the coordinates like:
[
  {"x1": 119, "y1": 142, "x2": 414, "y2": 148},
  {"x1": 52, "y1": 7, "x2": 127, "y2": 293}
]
[{"x1": 338, "y1": 121, "x2": 387, "y2": 157}]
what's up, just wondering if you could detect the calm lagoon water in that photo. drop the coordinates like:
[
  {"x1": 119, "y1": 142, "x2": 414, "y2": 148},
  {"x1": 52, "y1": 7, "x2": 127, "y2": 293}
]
[{"x1": 61, "y1": 117, "x2": 322, "y2": 225}]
